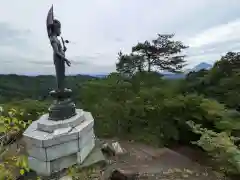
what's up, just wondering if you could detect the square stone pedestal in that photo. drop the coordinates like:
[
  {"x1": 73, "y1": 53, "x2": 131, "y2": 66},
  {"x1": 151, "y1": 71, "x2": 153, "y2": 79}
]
[{"x1": 23, "y1": 109, "x2": 96, "y2": 176}]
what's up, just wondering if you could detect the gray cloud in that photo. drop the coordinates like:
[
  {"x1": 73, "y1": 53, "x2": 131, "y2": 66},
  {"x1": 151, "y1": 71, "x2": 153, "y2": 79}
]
[
  {"x1": 0, "y1": 0, "x2": 240, "y2": 74},
  {"x1": 184, "y1": 19, "x2": 240, "y2": 67},
  {"x1": 188, "y1": 40, "x2": 240, "y2": 58},
  {"x1": 0, "y1": 22, "x2": 31, "y2": 51}
]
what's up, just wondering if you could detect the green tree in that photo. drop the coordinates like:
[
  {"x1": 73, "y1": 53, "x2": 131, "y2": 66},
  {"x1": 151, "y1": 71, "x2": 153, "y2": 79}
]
[
  {"x1": 184, "y1": 51, "x2": 240, "y2": 109},
  {"x1": 116, "y1": 51, "x2": 145, "y2": 76},
  {"x1": 116, "y1": 34, "x2": 188, "y2": 76}
]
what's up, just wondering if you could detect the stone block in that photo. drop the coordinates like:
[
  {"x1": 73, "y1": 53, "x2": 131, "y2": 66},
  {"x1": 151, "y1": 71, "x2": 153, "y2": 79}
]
[
  {"x1": 28, "y1": 156, "x2": 51, "y2": 176},
  {"x1": 28, "y1": 138, "x2": 97, "y2": 176},
  {"x1": 27, "y1": 139, "x2": 79, "y2": 161},
  {"x1": 28, "y1": 153, "x2": 78, "y2": 176},
  {"x1": 78, "y1": 112, "x2": 95, "y2": 136},
  {"x1": 79, "y1": 128, "x2": 95, "y2": 147},
  {"x1": 50, "y1": 153, "x2": 77, "y2": 174},
  {"x1": 24, "y1": 110, "x2": 96, "y2": 176},
  {"x1": 77, "y1": 137, "x2": 95, "y2": 164},
  {"x1": 23, "y1": 121, "x2": 44, "y2": 147},
  {"x1": 23, "y1": 111, "x2": 94, "y2": 148},
  {"x1": 27, "y1": 128, "x2": 95, "y2": 161},
  {"x1": 37, "y1": 109, "x2": 84, "y2": 133}
]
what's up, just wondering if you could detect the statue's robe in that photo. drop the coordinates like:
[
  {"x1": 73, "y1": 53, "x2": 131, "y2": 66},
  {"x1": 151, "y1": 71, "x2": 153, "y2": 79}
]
[{"x1": 50, "y1": 35, "x2": 65, "y2": 91}]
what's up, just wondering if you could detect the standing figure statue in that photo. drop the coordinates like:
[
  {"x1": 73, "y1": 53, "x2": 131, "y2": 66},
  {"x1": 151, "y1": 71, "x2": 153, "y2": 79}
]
[
  {"x1": 46, "y1": 5, "x2": 76, "y2": 121},
  {"x1": 46, "y1": 5, "x2": 71, "y2": 91}
]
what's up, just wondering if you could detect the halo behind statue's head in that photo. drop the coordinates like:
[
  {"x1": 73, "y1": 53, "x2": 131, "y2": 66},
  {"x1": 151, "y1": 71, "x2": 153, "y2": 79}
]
[{"x1": 47, "y1": 5, "x2": 61, "y2": 37}]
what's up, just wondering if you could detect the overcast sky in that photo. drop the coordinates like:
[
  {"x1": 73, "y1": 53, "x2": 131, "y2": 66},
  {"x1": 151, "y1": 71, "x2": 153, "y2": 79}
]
[{"x1": 0, "y1": 0, "x2": 240, "y2": 75}]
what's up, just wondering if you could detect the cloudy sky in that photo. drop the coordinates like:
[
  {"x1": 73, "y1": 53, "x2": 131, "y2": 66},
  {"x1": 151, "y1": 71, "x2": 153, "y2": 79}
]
[{"x1": 0, "y1": 0, "x2": 240, "y2": 75}]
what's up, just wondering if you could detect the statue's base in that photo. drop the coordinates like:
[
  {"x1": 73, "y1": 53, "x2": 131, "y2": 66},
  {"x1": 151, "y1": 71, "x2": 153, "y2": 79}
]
[
  {"x1": 48, "y1": 88, "x2": 76, "y2": 121},
  {"x1": 48, "y1": 99, "x2": 76, "y2": 121},
  {"x1": 28, "y1": 139, "x2": 95, "y2": 176},
  {"x1": 23, "y1": 110, "x2": 96, "y2": 176},
  {"x1": 49, "y1": 88, "x2": 72, "y2": 99}
]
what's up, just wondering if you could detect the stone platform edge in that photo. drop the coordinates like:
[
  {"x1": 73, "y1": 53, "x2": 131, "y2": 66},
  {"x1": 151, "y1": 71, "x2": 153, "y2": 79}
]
[{"x1": 23, "y1": 111, "x2": 95, "y2": 148}]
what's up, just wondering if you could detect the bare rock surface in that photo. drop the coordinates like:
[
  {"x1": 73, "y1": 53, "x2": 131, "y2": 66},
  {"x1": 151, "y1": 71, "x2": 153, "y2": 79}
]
[
  {"x1": 8, "y1": 138, "x2": 227, "y2": 180},
  {"x1": 102, "y1": 139, "x2": 227, "y2": 180}
]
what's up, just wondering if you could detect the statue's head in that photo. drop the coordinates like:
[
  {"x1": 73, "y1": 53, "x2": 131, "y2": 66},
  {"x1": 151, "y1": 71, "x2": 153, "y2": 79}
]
[{"x1": 52, "y1": 19, "x2": 61, "y2": 36}]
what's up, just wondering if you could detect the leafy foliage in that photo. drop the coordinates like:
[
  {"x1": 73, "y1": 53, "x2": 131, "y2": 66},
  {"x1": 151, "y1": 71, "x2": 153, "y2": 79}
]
[
  {"x1": 1, "y1": 99, "x2": 47, "y2": 123},
  {"x1": 0, "y1": 148, "x2": 29, "y2": 180},
  {"x1": 184, "y1": 51, "x2": 240, "y2": 110},
  {"x1": 0, "y1": 74, "x2": 94, "y2": 103},
  {"x1": 116, "y1": 34, "x2": 188, "y2": 76},
  {"x1": 0, "y1": 35, "x2": 240, "y2": 179},
  {"x1": 187, "y1": 121, "x2": 240, "y2": 174},
  {"x1": 0, "y1": 108, "x2": 32, "y2": 179},
  {"x1": 68, "y1": 165, "x2": 102, "y2": 180}
]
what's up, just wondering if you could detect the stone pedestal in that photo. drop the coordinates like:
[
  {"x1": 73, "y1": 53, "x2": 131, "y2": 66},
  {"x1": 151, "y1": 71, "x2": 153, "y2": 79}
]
[{"x1": 23, "y1": 109, "x2": 95, "y2": 176}]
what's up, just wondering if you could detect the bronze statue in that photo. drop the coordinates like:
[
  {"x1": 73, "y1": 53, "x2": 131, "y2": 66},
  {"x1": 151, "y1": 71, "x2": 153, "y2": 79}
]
[
  {"x1": 46, "y1": 5, "x2": 76, "y2": 121},
  {"x1": 46, "y1": 5, "x2": 71, "y2": 91}
]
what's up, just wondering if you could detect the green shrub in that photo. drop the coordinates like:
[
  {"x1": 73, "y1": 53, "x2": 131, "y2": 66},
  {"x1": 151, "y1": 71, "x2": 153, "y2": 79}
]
[
  {"x1": 187, "y1": 121, "x2": 240, "y2": 175},
  {"x1": 0, "y1": 108, "x2": 32, "y2": 179}
]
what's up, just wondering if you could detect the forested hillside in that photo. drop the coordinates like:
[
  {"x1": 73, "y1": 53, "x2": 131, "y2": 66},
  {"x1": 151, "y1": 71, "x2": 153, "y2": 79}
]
[
  {"x1": 1, "y1": 34, "x2": 240, "y2": 179},
  {"x1": 0, "y1": 74, "x2": 94, "y2": 103}
]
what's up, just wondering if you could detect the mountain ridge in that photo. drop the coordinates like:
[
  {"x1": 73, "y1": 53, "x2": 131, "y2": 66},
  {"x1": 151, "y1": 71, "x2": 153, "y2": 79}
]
[
  {"x1": 0, "y1": 62, "x2": 212, "y2": 79},
  {"x1": 87, "y1": 62, "x2": 213, "y2": 79}
]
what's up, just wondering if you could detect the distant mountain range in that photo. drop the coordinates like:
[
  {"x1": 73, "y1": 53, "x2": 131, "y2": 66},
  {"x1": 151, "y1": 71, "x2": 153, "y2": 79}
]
[
  {"x1": 162, "y1": 62, "x2": 213, "y2": 79},
  {"x1": 185, "y1": 62, "x2": 212, "y2": 74},
  {"x1": 87, "y1": 62, "x2": 213, "y2": 79}
]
